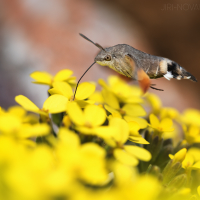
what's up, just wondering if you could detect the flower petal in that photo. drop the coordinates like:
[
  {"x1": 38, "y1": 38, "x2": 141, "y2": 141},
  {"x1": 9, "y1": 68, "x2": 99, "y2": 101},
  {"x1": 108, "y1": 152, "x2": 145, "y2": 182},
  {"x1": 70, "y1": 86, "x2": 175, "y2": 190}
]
[
  {"x1": 160, "y1": 118, "x2": 173, "y2": 131},
  {"x1": 75, "y1": 82, "x2": 96, "y2": 100},
  {"x1": 122, "y1": 104, "x2": 146, "y2": 117},
  {"x1": 124, "y1": 145, "x2": 152, "y2": 161},
  {"x1": 128, "y1": 121, "x2": 140, "y2": 136},
  {"x1": 15, "y1": 95, "x2": 40, "y2": 113},
  {"x1": 109, "y1": 118, "x2": 129, "y2": 144},
  {"x1": 43, "y1": 95, "x2": 68, "y2": 113},
  {"x1": 197, "y1": 186, "x2": 200, "y2": 196},
  {"x1": 67, "y1": 102, "x2": 85, "y2": 126},
  {"x1": 30, "y1": 71, "x2": 53, "y2": 85},
  {"x1": 54, "y1": 69, "x2": 73, "y2": 81},
  {"x1": 191, "y1": 161, "x2": 200, "y2": 170},
  {"x1": 19, "y1": 123, "x2": 50, "y2": 138},
  {"x1": 84, "y1": 105, "x2": 106, "y2": 126},
  {"x1": 104, "y1": 105, "x2": 121, "y2": 117},
  {"x1": 49, "y1": 82, "x2": 73, "y2": 99},
  {"x1": 113, "y1": 148, "x2": 138, "y2": 166},
  {"x1": 128, "y1": 136, "x2": 150, "y2": 144},
  {"x1": 76, "y1": 100, "x2": 95, "y2": 108},
  {"x1": 182, "y1": 153, "x2": 194, "y2": 169},
  {"x1": 94, "y1": 126, "x2": 117, "y2": 139},
  {"x1": 124, "y1": 116, "x2": 148, "y2": 129},
  {"x1": 8, "y1": 106, "x2": 26, "y2": 118},
  {"x1": 0, "y1": 114, "x2": 21, "y2": 133},
  {"x1": 102, "y1": 89, "x2": 119, "y2": 110},
  {"x1": 149, "y1": 114, "x2": 160, "y2": 128}
]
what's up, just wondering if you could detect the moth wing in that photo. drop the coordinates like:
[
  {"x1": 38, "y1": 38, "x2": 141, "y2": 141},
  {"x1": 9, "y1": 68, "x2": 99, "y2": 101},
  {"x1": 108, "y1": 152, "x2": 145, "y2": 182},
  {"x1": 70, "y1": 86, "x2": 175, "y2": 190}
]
[
  {"x1": 124, "y1": 54, "x2": 150, "y2": 93},
  {"x1": 137, "y1": 68, "x2": 151, "y2": 94},
  {"x1": 124, "y1": 54, "x2": 137, "y2": 78}
]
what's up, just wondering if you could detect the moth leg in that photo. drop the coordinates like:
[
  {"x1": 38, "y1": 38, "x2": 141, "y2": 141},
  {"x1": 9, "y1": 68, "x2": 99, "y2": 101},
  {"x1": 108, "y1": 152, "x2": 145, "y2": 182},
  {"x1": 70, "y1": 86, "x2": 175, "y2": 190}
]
[{"x1": 150, "y1": 84, "x2": 164, "y2": 91}]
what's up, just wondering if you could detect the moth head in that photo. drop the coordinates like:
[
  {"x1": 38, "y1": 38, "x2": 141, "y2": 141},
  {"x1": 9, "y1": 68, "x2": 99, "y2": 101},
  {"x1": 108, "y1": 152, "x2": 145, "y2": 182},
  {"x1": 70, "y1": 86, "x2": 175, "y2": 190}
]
[
  {"x1": 94, "y1": 45, "x2": 124, "y2": 68},
  {"x1": 94, "y1": 51, "x2": 113, "y2": 66}
]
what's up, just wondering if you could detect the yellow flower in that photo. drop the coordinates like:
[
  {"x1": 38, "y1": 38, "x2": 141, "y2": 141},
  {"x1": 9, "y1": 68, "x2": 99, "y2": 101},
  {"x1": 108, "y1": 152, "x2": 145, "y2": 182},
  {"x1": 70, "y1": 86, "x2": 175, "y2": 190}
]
[
  {"x1": 89, "y1": 91, "x2": 104, "y2": 104},
  {"x1": 79, "y1": 143, "x2": 108, "y2": 184},
  {"x1": 181, "y1": 109, "x2": 200, "y2": 127},
  {"x1": 128, "y1": 121, "x2": 149, "y2": 144},
  {"x1": 48, "y1": 81, "x2": 95, "y2": 106},
  {"x1": 169, "y1": 148, "x2": 187, "y2": 164},
  {"x1": 183, "y1": 125, "x2": 200, "y2": 144},
  {"x1": 187, "y1": 147, "x2": 200, "y2": 162},
  {"x1": 57, "y1": 128, "x2": 108, "y2": 185},
  {"x1": 102, "y1": 88, "x2": 147, "y2": 127},
  {"x1": 169, "y1": 148, "x2": 200, "y2": 171},
  {"x1": 15, "y1": 94, "x2": 68, "y2": 116},
  {"x1": 0, "y1": 112, "x2": 50, "y2": 140},
  {"x1": 99, "y1": 75, "x2": 143, "y2": 104},
  {"x1": 30, "y1": 69, "x2": 76, "y2": 86},
  {"x1": 145, "y1": 93, "x2": 162, "y2": 114},
  {"x1": 169, "y1": 149, "x2": 200, "y2": 186},
  {"x1": 1, "y1": 105, "x2": 38, "y2": 124},
  {"x1": 66, "y1": 102, "x2": 114, "y2": 139},
  {"x1": 160, "y1": 107, "x2": 179, "y2": 120},
  {"x1": 105, "y1": 118, "x2": 151, "y2": 166},
  {"x1": 149, "y1": 114, "x2": 174, "y2": 135}
]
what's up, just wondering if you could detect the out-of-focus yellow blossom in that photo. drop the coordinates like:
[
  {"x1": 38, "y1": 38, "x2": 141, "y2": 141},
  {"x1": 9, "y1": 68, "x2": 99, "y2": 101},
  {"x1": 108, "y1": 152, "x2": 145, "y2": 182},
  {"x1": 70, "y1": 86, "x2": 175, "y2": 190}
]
[
  {"x1": 0, "y1": 110, "x2": 50, "y2": 140},
  {"x1": 149, "y1": 114, "x2": 174, "y2": 135},
  {"x1": 169, "y1": 149, "x2": 200, "y2": 186},
  {"x1": 99, "y1": 76, "x2": 143, "y2": 104},
  {"x1": 30, "y1": 69, "x2": 76, "y2": 86},
  {"x1": 48, "y1": 81, "x2": 95, "y2": 106},
  {"x1": 160, "y1": 107, "x2": 179, "y2": 120},
  {"x1": 128, "y1": 121, "x2": 149, "y2": 144},
  {"x1": 187, "y1": 147, "x2": 200, "y2": 162},
  {"x1": 169, "y1": 148, "x2": 187, "y2": 164},
  {"x1": 2, "y1": 105, "x2": 39, "y2": 124},
  {"x1": 183, "y1": 125, "x2": 200, "y2": 144},
  {"x1": 105, "y1": 118, "x2": 151, "y2": 166},
  {"x1": 162, "y1": 148, "x2": 187, "y2": 186},
  {"x1": 181, "y1": 109, "x2": 200, "y2": 127},
  {"x1": 102, "y1": 88, "x2": 146, "y2": 125},
  {"x1": 15, "y1": 94, "x2": 68, "y2": 116},
  {"x1": 2, "y1": 69, "x2": 200, "y2": 200},
  {"x1": 89, "y1": 91, "x2": 104, "y2": 104},
  {"x1": 66, "y1": 102, "x2": 114, "y2": 139},
  {"x1": 198, "y1": 186, "x2": 200, "y2": 196},
  {"x1": 98, "y1": 76, "x2": 148, "y2": 129},
  {"x1": 57, "y1": 128, "x2": 109, "y2": 185},
  {"x1": 145, "y1": 93, "x2": 162, "y2": 114},
  {"x1": 124, "y1": 115, "x2": 148, "y2": 129}
]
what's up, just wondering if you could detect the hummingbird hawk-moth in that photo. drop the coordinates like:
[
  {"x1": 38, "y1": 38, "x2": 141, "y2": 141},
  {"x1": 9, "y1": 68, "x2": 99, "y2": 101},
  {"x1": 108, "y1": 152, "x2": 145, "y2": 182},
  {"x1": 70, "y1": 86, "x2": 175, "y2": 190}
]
[{"x1": 73, "y1": 34, "x2": 197, "y2": 99}]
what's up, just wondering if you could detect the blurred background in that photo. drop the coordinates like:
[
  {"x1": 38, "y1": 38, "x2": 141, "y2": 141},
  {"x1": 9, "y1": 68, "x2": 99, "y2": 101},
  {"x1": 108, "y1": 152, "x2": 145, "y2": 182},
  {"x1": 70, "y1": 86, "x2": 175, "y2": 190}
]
[{"x1": 0, "y1": 0, "x2": 200, "y2": 111}]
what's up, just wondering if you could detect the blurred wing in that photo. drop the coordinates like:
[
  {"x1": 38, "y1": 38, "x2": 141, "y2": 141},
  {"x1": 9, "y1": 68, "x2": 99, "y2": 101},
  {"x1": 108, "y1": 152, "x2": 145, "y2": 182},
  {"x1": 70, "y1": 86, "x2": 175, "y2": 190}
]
[
  {"x1": 124, "y1": 54, "x2": 150, "y2": 93},
  {"x1": 137, "y1": 68, "x2": 151, "y2": 94},
  {"x1": 124, "y1": 54, "x2": 136, "y2": 78}
]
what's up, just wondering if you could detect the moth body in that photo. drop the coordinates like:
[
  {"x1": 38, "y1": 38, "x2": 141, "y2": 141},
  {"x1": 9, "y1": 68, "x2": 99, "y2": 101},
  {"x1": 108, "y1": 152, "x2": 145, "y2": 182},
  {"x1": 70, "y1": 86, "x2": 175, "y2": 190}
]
[
  {"x1": 95, "y1": 44, "x2": 197, "y2": 82},
  {"x1": 78, "y1": 33, "x2": 197, "y2": 94}
]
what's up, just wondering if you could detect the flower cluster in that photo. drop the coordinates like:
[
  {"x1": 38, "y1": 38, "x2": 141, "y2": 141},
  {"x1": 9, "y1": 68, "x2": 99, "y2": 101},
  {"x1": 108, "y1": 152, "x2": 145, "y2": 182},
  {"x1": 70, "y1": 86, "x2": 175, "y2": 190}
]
[{"x1": 0, "y1": 69, "x2": 200, "y2": 200}]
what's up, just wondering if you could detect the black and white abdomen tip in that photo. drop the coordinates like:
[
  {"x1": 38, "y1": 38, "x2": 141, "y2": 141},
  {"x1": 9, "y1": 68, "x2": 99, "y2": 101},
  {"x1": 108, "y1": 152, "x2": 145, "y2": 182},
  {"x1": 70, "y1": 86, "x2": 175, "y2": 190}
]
[{"x1": 161, "y1": 59, "x2": 197, "y2": 82}]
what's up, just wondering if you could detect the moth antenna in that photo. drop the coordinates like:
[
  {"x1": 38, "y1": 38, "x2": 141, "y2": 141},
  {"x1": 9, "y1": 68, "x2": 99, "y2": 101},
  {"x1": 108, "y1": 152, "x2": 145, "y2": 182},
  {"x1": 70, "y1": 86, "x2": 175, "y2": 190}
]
[
  {"x1": 150, "y1": 85, "x2": 164, "y2": 91},
  {"x1": 79, "y1": 33, "x2": 106, "y2": 52},
  {"x1": 73, "y1": 62, "x2": 96, "y2": 100}
]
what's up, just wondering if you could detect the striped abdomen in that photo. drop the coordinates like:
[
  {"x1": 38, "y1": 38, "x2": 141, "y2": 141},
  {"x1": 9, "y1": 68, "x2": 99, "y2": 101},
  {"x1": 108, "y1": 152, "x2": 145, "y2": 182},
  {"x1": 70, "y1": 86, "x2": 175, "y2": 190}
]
[{"x1": 139, "y1": 55, "x2": 197, "y2": 82}]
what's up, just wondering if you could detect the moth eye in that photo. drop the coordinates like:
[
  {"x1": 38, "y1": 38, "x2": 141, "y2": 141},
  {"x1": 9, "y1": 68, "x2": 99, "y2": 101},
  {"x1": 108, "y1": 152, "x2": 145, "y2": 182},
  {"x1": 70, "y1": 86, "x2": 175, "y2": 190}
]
[{"x1": 104, "y1": 55, "x2": 111, "y2": 61}]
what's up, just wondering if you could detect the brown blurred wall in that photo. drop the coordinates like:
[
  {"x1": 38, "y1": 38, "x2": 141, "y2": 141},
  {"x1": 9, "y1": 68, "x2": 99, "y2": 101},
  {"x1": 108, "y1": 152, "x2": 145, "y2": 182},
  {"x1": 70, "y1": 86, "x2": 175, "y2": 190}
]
[{"x1": 0, "y1": 0, "x2": 199, "y2": 111}]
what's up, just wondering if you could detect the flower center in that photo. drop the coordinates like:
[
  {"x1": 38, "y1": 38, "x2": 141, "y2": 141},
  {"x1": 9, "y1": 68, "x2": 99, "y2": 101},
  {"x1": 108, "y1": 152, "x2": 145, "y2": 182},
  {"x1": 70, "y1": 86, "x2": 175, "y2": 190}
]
[
  {"x1": 119, "y1": 108, "x2": 126, "y2": 116},
  {"x1": 84, "y1": 121, "x2": 93, "y2": 128}
]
